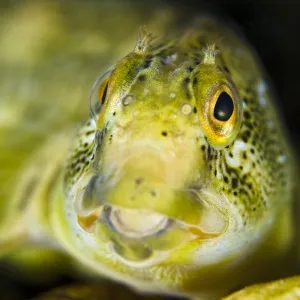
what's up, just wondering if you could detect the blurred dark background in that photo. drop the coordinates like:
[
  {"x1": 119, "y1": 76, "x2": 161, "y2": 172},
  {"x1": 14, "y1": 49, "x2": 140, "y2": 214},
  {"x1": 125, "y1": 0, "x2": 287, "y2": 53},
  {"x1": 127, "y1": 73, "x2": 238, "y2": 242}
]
[{"x1": 0, "y1": 0, "x2": 299, "y2": 299}]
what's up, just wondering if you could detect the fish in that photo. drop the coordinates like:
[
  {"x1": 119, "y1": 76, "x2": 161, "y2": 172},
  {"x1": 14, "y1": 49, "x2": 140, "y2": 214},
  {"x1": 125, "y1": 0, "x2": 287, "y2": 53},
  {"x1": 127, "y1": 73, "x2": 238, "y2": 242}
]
[{"x1": 0, "y1": 1, "x2": 298, "y2": 299}]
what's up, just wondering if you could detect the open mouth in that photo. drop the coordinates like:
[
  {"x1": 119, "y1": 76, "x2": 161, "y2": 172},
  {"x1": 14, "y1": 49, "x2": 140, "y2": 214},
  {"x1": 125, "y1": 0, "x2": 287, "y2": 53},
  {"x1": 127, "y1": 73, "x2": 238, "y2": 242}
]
[
  {"x1": 103, "y1": 206, "x2": 171, "y2": 239},
  {"x1": 75, "y1": 174, "x2": 228, "y2": 263}
]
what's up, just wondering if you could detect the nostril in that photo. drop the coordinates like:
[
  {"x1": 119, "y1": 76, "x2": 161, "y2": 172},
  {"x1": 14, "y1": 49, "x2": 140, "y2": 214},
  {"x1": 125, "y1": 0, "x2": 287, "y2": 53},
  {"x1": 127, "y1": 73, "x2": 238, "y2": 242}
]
[{"x1": 122, "y1": 94, "x2": 134, "y2": 106}]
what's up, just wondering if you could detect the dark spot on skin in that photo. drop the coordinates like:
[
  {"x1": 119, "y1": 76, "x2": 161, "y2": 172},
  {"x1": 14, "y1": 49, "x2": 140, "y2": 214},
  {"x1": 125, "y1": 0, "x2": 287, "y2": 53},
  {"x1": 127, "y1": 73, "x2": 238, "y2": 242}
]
[
  {"x1": 207, "y1": 146, "x2": 213, "y2": 161},
  {"x1": 234, "y1": 191, "x2": 238, "y2": 196},
  {"x1": 245, "y1": 130, "x2": 251, "y2": 137},
  {"x1": 135, "y1": 178, "x2": 143, "y2": 185},
  {"x1": 151, "y1": 190, "x2": 157, "y2": 197},
  {"x1": 244, "y1": 111, "x2": 251, "y2": 119},
  {"x1": 143, "y1": 60, "x2": 152, "y2": 69},
  {"x1": 76, "y1": 166, "x2": 81, "y2": 173},
  {"x1": 201, "y1": 145, "x2": 206, "y2": 151},
  {"x1": 250, "y1": 148, "x2": 255, "y2": 154},
  {"x1": 232, "y1": 178, "x2": 238, "y2": 189},
  {"x1": 247, "y1": 123, "x2": 254, "y2": 130},
  {"x1": 187, "y1": 66, "x2": 194, "y2": 72},
  {"x1": 186, "y1": 91, "x2": 192, "y2": 99},
  {"x1": 214, "y1": 170, "x2": 217, "y2": 176},
  {"x1": 83, "y1": 142, "x2": 88, "y2": 147},
  {"x1": 223, "y1": 66, "x2": 230, "y2": 73},
  {"x1": 138, "y1": 75, "x2": 146, "y2": 81},
  {"x1": 81, "y1": 157, "x2": 86, "y2": 163},
  {"x1": 224, "y1": 176, "x2": 229, "y2": 184},
  {"x1": 193, "y1": 77, "x2": 198, "y2": 86},
  {"x1": 85, "y1": 130, "x2": 95, "y2": 136},
  {"x1": 242, "y1": 135, "x2": 248, "y2": 143},
  {"x1": 229, "y1": 152, "x2": 233, "y2": 158},
  {"x1": 161, "y1": 131, "x2": 167, "y2": 136},
  {"x1": 243, "y1": 152, "x2": 247, "y2": 160},
  {"x1": 113, "y1": 112, "x2": 116, "y2": 116},
  {"x1": 184, "y1": 77, "x2": 190, "y2": 84},
  {"x1": 193, "y1": 107, "x2": 197, "y2": 113}
]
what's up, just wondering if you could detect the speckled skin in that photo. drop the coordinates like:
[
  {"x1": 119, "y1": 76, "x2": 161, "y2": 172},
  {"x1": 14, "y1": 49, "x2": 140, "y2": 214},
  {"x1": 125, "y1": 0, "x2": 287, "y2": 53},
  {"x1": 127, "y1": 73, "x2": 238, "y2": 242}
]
[
  {"x1": 0, "y1": 1, "x2": 298, "y2": 300},
  {"x1": 55, "y1": 17, "x2": 298, "y2": 299}
]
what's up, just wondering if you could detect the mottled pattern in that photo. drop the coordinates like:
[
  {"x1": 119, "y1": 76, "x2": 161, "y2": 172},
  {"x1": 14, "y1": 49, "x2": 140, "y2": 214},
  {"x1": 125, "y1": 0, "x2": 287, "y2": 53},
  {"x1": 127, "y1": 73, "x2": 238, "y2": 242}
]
[{"x1": 64, "y1": 120, "x2": 97, "y2": 188}]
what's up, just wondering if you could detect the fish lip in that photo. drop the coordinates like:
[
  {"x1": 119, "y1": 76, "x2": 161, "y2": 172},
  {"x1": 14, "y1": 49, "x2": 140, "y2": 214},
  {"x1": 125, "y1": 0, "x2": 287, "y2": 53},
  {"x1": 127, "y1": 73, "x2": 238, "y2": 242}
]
[{"x1": 76, "y1": 173, "x2": 228, "y2": 238}]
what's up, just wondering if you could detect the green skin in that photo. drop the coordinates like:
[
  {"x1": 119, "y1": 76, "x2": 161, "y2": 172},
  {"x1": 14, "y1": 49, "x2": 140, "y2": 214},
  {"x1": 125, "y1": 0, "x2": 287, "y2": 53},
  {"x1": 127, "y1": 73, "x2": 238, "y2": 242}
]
[{"x1": 0, "y1": 1, "x2": 298, "y2": 299}]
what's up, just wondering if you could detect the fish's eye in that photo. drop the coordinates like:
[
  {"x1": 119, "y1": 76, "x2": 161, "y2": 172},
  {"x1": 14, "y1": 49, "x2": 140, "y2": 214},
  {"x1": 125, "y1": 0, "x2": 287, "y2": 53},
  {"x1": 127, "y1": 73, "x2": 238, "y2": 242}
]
[
  {"x1": 89, "y1": 70, "x2": 112, "y2": 120},
  {"x1": 200, "y1": 84, "x2": 242, "y2": 149}
]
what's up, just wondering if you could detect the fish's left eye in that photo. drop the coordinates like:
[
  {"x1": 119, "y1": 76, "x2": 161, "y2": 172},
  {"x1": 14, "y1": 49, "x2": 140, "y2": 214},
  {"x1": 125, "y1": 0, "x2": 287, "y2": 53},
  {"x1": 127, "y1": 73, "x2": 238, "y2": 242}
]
[{"x1": 90, "y1": 70, "x2": 112, "y2": 120}]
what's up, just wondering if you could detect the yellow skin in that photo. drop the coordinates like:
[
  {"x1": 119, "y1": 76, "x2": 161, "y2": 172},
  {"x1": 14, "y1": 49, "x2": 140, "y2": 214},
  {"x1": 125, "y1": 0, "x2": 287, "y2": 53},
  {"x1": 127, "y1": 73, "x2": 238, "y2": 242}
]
[{"x1": 0, "y1": 1, "x2": 299, "y2": 299}]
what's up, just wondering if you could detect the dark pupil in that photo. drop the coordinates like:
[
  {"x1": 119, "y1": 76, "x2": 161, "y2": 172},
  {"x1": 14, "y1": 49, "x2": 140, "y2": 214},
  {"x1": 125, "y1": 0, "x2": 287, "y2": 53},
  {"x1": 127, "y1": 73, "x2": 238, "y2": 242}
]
[
  {"x1": 213, "y1": 92, "x2": 234, "y2": 121},
  {"x1": 101, "y1": 82, "x2": 109, "y2": 105}
]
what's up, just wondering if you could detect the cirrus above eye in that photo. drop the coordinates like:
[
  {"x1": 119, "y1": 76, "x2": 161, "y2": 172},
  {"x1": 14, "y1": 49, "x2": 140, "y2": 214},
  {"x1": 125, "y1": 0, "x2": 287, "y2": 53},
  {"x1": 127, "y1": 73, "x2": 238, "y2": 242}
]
[{"x1": 213, "y1": 92, "x2": 234, "y2": 121}]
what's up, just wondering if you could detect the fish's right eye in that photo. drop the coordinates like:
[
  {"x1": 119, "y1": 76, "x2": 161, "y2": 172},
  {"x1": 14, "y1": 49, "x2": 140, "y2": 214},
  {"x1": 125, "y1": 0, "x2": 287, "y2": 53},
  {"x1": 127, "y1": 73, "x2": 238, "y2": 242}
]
[{"x1": 89, "y1": 70, "x2": 112, "y2": 120}]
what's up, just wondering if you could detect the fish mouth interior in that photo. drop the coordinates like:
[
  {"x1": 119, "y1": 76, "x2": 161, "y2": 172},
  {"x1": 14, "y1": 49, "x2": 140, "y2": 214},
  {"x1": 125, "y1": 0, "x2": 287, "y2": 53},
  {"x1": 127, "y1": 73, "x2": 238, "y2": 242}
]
[{"x1": 104, "y1": 206, "x2": 170, "y2": 239}]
